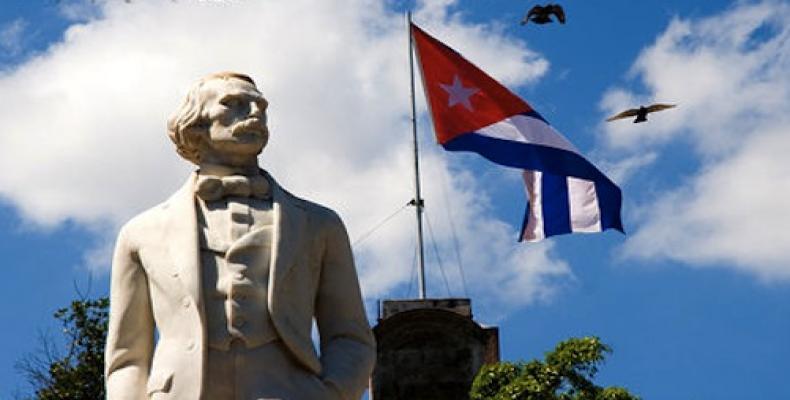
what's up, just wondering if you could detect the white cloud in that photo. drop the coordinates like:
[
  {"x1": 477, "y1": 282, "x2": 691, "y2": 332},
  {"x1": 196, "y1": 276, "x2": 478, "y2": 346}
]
[
  {"x1": 0, "y1": 0, "x2": 565, "y2": 319},
  {"x1": 624, "y1": 128, "x2": 790, "y2": 281},
  {"x1": 601, "y1": 1, "x2": 790, "y2": 281}
]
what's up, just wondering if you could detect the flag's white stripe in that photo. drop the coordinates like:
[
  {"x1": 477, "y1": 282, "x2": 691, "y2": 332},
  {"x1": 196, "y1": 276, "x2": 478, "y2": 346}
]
[
  {"x1": 567, "y1": 176, "x2": 602, "y2": 233},
  {"x1": 521, "y1": 170, "x2": 545, "y2": 241},
  {"x1": 475, "y1": 114, "x2": 579, "y2": 154}
]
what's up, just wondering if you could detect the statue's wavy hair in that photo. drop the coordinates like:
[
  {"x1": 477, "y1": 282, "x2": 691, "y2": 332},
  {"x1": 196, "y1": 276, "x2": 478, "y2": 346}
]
[{"x1": 167, "y1": 72, "x2": 257, "y2": 164}]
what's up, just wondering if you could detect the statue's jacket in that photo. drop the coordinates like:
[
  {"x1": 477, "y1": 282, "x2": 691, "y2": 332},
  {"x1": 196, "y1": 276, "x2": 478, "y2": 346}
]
[{"x1": 105, "y1": 172, "x2": 375, "y2": 400}]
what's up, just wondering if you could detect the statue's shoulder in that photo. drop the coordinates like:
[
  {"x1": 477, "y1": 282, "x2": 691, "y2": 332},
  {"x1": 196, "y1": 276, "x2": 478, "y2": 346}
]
[
  {"x1": 277, "y1": 184, "x2": 344, "y2": 227},
  {"x1": 118, "y1": 186, "x2": 185, "y2": 238},
  {"x1": 306, "y1": 199, "x2": 343, "y2": 225},
  {"x1": 122, "y1": 173, "x2": 196, "y2": 231},
  {"x1": 118, "y1": 199, "x2": 170, "y2": 237},
  {"x1": 267, "y1": 172, "x2": 339, "y2": 221}
]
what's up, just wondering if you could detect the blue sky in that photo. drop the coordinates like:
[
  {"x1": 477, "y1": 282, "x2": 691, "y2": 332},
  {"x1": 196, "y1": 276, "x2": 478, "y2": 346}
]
[{"x1": 1, "y1": 0, "x2": 788, "y2": 398}]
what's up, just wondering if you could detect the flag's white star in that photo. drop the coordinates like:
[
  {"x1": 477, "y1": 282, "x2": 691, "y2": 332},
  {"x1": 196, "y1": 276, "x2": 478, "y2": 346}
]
[{"x1": 439, "y1": 75, "x2": 479, "y2": 111}]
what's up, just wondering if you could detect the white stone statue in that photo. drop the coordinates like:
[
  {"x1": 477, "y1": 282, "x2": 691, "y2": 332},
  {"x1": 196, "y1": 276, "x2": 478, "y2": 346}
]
[{"x1": 105, "y1": 72, "x2": 376, "y2": 400}]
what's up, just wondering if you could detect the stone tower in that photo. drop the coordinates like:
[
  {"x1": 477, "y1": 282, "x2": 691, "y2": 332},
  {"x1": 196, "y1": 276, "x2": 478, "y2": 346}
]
[{"x1": 370, "y1": 298, "x2": 499, "y2": 399}]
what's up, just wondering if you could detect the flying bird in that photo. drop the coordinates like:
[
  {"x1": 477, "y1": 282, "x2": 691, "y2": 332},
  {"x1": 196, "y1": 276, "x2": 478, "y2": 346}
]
[
  {"x1": 606, "y1": 104, "x2": 677, "y2": 123},
  {"x1": 521, "y1": 4, "x2": 566, "y2": 25}
]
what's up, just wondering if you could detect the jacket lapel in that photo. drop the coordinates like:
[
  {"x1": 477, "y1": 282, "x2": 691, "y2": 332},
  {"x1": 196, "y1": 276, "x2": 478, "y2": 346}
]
[
  {"x1": 267, "y1": 173, "x2": 307, "y2": 302},
  {"x1": 164, "y1": 173, "x2": 202, "y2": 310}
]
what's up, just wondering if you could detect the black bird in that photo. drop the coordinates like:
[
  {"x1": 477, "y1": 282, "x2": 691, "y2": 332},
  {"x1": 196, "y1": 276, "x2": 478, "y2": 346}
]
[
  {"x1": 521, "y1": 4, "x2": 566, "y2": 25},
  {"x1": 606, "y1": 104, "x2": 677, "y2": 123}
]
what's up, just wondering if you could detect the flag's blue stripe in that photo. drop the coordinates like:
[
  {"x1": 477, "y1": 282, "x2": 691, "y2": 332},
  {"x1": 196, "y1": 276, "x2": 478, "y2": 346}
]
[
  {"x1": 444, "y1": 132, "x2": 605, "y2": 182},
  {"x1": 595, "y1": 179, "x2": 624, "y2": 234},
  {"x1": 540, "y1": 172, "x2": 571, "y2": 237},
  {"x1": 444, "y1": 132, "x2": 624, "y2": 234},
  {"x1": 523, "y1": 110, "x2": 549, "y2": 125}
]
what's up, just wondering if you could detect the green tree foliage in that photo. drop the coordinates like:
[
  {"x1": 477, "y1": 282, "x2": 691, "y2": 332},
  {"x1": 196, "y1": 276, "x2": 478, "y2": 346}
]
[
  {"x1": 470, "y1": 337, "x2": 640, "y2": 400},
  {"x1": 17, "y1": 297, "x2": 108, "y2": 400}
]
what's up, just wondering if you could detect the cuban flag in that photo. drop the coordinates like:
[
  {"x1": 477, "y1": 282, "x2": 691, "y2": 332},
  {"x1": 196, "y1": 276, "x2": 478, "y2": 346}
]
[{"x1": 411, "y1": 23, "x2": 623, "y2": 241}]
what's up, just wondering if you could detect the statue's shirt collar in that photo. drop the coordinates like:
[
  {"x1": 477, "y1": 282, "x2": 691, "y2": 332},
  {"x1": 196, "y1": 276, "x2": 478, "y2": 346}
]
[{"x1": 198, "y1": 163, "x2": 260, "y2": 178}]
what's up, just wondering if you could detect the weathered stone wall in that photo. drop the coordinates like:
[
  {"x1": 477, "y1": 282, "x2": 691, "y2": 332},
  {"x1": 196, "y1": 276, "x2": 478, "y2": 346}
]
[{"x1": 370, "y1": 299, "x2": 499, "y2": 400}]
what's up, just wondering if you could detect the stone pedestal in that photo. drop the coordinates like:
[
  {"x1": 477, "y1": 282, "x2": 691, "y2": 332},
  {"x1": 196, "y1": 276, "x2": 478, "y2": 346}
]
[{"x1": 370, "y1": 299, "x2": 499, "y2": 400}]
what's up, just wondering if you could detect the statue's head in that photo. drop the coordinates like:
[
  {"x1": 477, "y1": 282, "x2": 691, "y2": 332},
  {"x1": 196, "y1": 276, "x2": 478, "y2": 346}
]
[{"x1": 167, "y1": 72, "x2": 269, "y2": 166}]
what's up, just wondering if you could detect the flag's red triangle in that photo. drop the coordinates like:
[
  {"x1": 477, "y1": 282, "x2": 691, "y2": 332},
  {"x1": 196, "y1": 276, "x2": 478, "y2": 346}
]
[{"x1": 411, "y1": 23, "x2": 533, "y2": 144}]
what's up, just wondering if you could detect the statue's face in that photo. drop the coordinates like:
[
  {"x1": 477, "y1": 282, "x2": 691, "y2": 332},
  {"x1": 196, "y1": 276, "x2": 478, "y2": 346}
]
[{"x1": 198, "y1": 77, "x2": 269, "y2": 163}]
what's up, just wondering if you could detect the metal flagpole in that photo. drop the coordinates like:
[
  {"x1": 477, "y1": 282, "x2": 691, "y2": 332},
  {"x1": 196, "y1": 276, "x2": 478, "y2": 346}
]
[{"x1": 407, "y1": 11, "x2": 427, "y2": 299}]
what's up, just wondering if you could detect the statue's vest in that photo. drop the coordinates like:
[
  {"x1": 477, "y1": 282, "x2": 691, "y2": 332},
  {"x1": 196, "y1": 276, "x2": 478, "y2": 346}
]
[{"x1": 198, "y1": 198, "x2": 278, "y2": 350}]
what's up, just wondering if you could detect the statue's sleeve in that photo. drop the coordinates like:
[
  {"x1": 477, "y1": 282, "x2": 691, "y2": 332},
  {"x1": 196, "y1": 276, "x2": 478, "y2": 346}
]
[
  {"x1": 315, "y1": 210, "x2": 376, "y2": 400},
  {"x1": 105, "y1": 225, "x2": 155, "y2": 400}
]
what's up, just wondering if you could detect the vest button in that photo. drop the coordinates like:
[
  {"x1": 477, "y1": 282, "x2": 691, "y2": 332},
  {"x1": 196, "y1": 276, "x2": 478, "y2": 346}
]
[
  {"x1": 186, "y1": 340, "x2": 195, "y2": 351},
  {"x1": 181, "y1": 297, "x2": 190, "y2": 308}
]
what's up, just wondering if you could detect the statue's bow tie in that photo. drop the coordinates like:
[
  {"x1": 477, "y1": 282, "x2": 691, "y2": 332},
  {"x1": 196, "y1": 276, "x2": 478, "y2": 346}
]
[{"x1": 195, "y1": 174, "x2": 271, "y2": 201}]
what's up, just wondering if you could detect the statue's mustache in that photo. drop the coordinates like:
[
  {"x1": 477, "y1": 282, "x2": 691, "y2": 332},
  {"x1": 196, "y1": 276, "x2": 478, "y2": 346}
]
[{"x1": 231, "y1": 117, "x2": 268, "y2": 135}]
